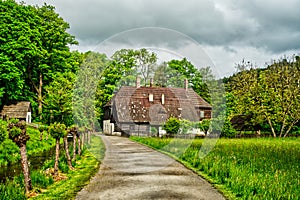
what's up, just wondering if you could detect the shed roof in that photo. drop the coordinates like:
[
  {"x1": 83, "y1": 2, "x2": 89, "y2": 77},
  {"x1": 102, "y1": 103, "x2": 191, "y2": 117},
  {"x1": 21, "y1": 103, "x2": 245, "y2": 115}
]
[
  {"x1": 108, "y1": 86, "x2": 211, "y2": 124},
  {"x1": 1, "y1": 101, "x2": 31, "y2": 119}
]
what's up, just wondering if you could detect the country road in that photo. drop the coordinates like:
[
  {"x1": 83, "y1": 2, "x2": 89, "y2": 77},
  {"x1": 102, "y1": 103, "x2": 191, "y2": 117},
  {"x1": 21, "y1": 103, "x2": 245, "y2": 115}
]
[{"x1": 76, "y1": 135, "x2": 225, "y2": 200}]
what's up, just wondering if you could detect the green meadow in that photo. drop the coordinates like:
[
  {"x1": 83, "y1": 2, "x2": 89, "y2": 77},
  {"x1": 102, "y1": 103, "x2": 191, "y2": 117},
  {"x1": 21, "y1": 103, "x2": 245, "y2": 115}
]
[{"x1": 131, "y1": 137, "x2": 300, "y2": 200}]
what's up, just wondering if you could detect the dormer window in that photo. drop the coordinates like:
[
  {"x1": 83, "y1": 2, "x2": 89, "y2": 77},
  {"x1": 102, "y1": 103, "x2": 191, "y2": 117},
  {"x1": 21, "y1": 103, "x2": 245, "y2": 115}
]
[{"x1": 149, "y1": 93, "x2": 153, "y2": 102}]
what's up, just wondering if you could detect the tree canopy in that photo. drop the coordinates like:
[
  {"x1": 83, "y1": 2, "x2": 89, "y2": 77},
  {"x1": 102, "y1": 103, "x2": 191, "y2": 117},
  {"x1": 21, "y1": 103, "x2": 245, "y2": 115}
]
[{"x1": 0, "y1": 0, "x2": 79, "y2": 120}]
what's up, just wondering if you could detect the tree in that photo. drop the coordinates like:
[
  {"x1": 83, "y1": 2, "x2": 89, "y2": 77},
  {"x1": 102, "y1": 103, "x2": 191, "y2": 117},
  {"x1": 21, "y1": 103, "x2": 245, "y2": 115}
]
[
  {"x1": 64, "y1": 127, "x2": 73, "y2": 170},
  {"x1": 7, "y1": 120, "x2": 32, "y2": 193},
  {"x1": 48, "y1": 122, "x2": 66, "y2": 176},
  {"x1": 68, "y1": 126, "x2": 78, "y2": 161},
  {"x1": 135, "y1": 48, "x2": 157, "y2": 85},
  {"x1": 228, "y1": 57, "x2": 300, "y2": 137},
  {"x1": 43, "y1": 72, "x2": 75, "y2": 126},
  {"x1": 73, "y1": 52, "x2": 108, "y2": 131},
  {"x1": 0, "y1": 1, "x2": 78, "y2": 119}
]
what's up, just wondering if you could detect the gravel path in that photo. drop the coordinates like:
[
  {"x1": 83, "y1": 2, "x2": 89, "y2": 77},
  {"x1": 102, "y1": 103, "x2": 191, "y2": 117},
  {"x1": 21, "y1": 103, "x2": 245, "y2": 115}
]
[{"x1": 76, "y1": 135, "x2": 225, "y2": 200}]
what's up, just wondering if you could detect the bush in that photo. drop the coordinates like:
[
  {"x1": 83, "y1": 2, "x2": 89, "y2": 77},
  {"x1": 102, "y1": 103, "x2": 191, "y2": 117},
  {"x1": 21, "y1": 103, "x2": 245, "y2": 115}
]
[
  {"x1": 221, "y1": 119, "x2": 237, "y2": 138},
  {"x1": 0, "y1": 120, "x2": 8, "y2": 143},
  {"x1": 163, "y1": 117, "x2": 180, "y2": 134}
]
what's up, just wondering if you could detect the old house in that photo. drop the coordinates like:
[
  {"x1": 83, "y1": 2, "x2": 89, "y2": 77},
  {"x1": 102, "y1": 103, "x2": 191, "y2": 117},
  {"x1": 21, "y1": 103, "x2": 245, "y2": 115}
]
[
  {"x1": 0, "y1": 101, "x2": 32, "y2": 123},
  {"x1": 103, "y1": 78, "x2": 212, "y2": 136}
]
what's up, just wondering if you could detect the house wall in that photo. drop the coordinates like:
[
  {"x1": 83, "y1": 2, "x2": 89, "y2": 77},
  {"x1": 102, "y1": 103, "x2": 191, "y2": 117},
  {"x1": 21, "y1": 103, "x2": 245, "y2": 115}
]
[{"x1": 103, "y1": 120, "x2": 114, "y2": 135}]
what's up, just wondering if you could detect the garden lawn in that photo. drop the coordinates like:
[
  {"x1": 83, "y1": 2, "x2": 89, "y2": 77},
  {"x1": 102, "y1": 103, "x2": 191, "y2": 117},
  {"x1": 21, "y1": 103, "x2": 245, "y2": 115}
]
[{"x1": 131, "y1": 137, "x2": 300, "y2": 200}]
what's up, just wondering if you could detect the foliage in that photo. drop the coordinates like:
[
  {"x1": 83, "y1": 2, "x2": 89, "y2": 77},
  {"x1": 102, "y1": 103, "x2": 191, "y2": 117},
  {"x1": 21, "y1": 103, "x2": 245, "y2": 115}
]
[
  {"x1": 32, "y1": 135, "x2": 104, "y2": 200},
  {"x1": 162, "y1": 117, "x2": 180, "y2": 134},
  {"x1": 48, "y1": 122, "x2": 66, "y2": 139},
  {"x1": 227, "y1": 57, "x2": 300, "y2": 137},
  {"x1": 73, "y1": 51, "x2": 108, "y2": 130},
  {"x1": 0, "y1": 126, "x2": 55, "y2": 166},
  {"x1": 221, "y1": 118, "x2": 237, "y2": 138},
  {"x1": 167, "y1": 58, "x2": 210, "y2": 102},
  {"x1": 43, "y1": 72, "x2": 75, "y2": 126},
  {"x1": 132, "y1": 137, "x2": 300, "y2": 199},
  {"x1": 0, "y1": 120, "x2": 8, "y2": 143},
  {"x1": 0, "y1": 0, "x2": 79, "y2": 119},
  {"x1": 198, "y1": 119, "x2": 211, "y2": 134},
  {"x1": 0, "y1": 177, "x2": 26, "y2": 200}
]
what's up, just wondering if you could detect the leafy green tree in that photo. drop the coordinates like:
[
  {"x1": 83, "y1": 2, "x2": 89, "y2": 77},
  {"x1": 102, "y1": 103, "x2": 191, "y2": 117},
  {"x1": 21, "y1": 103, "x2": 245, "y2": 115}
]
[
  {"x1": 48, "y1": 122, "x2": 66, "y2": 176},
  {"x1": 43, "y1": 72, "x2": 75, "y2": 126},
  {"x1": 167, "y1": 58, "x2": 210, "y2": 102},
  {"x1": 7, "y1": 120, "x2": 32, "y2": 193},
  {"x1": 135, "y1": 48, "x2": 157, "y2": 85},
  {"x1": 0, "y1": 1, "x2": 78, "y2": 119},
  {"x1": 228, "y1": 57, "x2": 300, "y2": 137},
  {"x1": 73, "y1": 52, "x2": 108, "y2": 130}
]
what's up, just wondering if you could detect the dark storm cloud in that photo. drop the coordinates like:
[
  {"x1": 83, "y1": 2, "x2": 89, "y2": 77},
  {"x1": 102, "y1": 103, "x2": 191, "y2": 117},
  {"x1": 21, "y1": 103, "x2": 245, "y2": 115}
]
[{"x1": 21, "y1": 0, "x2": 300, "y2": 53}]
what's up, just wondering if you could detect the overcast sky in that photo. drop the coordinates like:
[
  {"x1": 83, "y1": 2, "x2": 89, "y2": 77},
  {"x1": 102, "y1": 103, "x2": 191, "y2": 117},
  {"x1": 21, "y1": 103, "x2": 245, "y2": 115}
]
[{"x1": 18, "y1": 0, "x2": 300, "y2": 77}]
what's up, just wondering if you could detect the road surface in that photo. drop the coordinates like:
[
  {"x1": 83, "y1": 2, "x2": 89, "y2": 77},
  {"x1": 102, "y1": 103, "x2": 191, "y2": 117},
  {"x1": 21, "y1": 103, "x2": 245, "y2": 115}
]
[{"x1": 76, "y1": 135, "x2": 225, "y2": 200}]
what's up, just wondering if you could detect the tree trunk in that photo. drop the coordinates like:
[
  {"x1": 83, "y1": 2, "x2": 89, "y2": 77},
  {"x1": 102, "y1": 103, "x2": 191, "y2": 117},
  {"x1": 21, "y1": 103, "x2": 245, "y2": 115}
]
[
  {"x1": 63, "y1": 136, "x2": 73, "y2": 170},
  {"x1": 19, "y1": 144, "x2": 32, "y2": 193},
  {"x1": 88, "y1": 131, "x2": 91, "y2": 144},
  {"x1": 266, "y1": 117, "x2": 277, "y2": 137},
  {"x1": 77, "y1": 134, "x2": 81, "y2": 156},
  {"x1": 54, "y1": 138, "x2": 60, "y2": 176},
  {"x1": 73, "y1": 134, "x2": 77, "y2": 161},
  {"x1": 38, "y1": 72, "x2": 43, "y2": 120},
  {"x1": 81, "y1": 133, "x2": 85, "y2": 151}
]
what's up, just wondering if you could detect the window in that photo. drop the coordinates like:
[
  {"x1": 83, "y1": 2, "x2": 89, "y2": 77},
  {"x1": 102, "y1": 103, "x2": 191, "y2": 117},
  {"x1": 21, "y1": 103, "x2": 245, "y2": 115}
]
[
  {"x1": 200, "y1": 111, "x2": 205, "y2": 118},
  {"x1": 149, "y1": 93, "x2": 153, "y2": 102}
]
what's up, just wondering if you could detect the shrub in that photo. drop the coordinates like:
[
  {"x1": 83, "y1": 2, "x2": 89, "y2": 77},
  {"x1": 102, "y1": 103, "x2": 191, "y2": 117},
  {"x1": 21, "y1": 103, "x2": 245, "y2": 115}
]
[{"x1": 163, "y1": 117, "x2": 180, "y2": 134}]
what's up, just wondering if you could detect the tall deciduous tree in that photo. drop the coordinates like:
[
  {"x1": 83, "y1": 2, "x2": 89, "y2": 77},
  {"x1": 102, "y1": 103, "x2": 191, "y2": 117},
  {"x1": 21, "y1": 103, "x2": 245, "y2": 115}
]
[
  {"x1": 73, "y1": 52, "x2": 108, "y2": 131},
  {"x1": 43, "y1": 72, "x2": 75, "y2": 126},
  {"x1": 228, "y1": 57, "x2": 300, "y2": 137},
  {"x1": 0, "y1": 1, "x2": 78, "y2": 119}
]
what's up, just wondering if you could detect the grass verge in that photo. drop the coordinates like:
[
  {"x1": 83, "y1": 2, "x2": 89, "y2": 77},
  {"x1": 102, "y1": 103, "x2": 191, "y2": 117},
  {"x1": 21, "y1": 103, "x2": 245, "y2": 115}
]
[
  {"x1": 0, "y1": 134, "x2": 105, "y2": 200},
  {"x1": 31, "y1": 135, "x2": 105, "y2": 200},
  {"x1": 131, "y1": 136, "x2": 300, "y2": 200}
]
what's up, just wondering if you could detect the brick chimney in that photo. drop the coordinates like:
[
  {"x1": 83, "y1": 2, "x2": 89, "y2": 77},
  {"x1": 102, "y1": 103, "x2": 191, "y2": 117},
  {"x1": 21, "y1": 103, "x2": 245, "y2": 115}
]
[
  {"x1": 184, "y1": 78, "x2": 188, "y2": 91},
  {"x1": 136, "y1": 76, "x2": 140, "y2": 88}
]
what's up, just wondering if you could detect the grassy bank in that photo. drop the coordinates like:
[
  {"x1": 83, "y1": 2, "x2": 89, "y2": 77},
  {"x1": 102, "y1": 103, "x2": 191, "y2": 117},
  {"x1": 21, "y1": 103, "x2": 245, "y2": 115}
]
[
  {"x1": 0, "y1": 127, "x2": 56, "y2": 166},
  {"x1": 131, "y1": 137, "x2": 300, "y2": 199},
  {"x1": 0, "y1": 134, "x2": 105, "y2": 200}
]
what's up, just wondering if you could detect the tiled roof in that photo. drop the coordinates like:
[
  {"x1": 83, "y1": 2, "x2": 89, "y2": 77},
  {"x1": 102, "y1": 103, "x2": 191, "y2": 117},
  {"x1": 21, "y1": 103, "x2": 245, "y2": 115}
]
[{"x1": 108, "y1": 86, "x2": 211, "y2": 124}]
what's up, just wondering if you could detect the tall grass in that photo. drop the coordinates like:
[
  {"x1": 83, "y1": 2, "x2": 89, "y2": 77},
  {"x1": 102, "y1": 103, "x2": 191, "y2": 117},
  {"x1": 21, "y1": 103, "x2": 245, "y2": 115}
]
[{"x1": 131, "y1": 137, "x2": 300, "y2": 199}]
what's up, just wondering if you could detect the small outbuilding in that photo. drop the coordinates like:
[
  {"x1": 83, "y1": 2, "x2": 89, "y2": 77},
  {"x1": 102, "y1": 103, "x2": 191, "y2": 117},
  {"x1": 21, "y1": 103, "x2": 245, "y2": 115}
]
[{"x1": 0, "y1": 101, "x2": 32, "y2": 123}]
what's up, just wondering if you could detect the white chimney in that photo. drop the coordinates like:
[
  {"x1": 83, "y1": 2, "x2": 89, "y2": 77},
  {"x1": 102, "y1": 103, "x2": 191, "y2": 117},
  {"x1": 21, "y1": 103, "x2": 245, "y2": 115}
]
[
  {"x1": 184, "y1": 78, "x2": 188, "y2": 91},
  {"x1": 150, "y1": 78, "x2": 153, "y2": 87},
  {"x1": 136, "y1": 76, "x2": 141, "y2": 88}
]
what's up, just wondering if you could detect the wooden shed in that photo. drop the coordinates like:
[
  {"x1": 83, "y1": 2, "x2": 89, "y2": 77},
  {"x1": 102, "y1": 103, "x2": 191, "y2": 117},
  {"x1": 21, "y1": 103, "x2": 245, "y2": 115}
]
[{"x1": 0, "y1": 101, "x2": 32, "y2": 123}]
